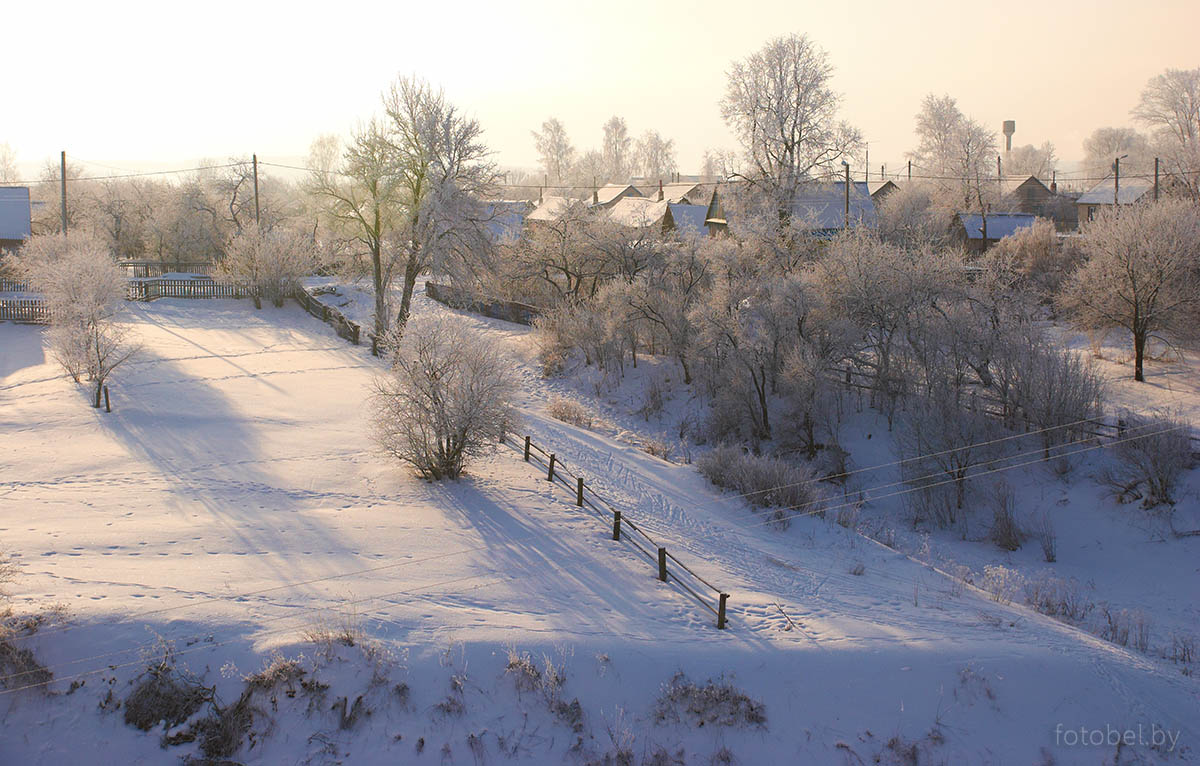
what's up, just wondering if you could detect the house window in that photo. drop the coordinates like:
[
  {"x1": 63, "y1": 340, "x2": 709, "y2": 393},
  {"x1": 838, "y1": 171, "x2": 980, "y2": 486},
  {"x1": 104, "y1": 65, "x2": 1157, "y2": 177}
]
[{"x1": 1087, "y1": 206, "x2": 1097, "y2": 221}]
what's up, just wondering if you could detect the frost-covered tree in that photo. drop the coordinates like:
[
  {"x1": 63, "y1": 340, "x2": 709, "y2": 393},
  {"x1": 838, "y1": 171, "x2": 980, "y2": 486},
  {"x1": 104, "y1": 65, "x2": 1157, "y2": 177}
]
[
  {"x1": 1005, "y1": 142, "x2": 1057, "y2": 181},
  {"x1": 1082, "y1": 127, "x2": 1152, "y2": 176},
  {"x1": 307, "y1": 125, "x2": 405, "y2": 340},
  {"x1": 19, "y1": 233, "x2": 139, "y2": 407},
  {"x1": 721, "y1": 33, "x2": 861, "y2": 206},
  {"x1": 634, "y1": 130, "x2": 678, "y2": 184},
  {"x1": 0, "y1": 142, "x2": 16, "y2": 183},
  {"x1": 1133, "y1": 68, "x2": 1200, "y2": 199},
  {"x1": 1058, "y1": 199, "x2": 1200, "y2": 382},
  {"x1": 602, "y1": 116, "x2": 633, "y2": 183},
  {"x1": 371, "y1": 318, "x2": 516, "y2": 480},
  {"x1": 219, "y1": 228, "x2": 318, "y2": 308},
  {"x1": 908, "y1": 94, "x2": 999, "y2": 214},
  {"x1": 532, "y1": 117, "x2": 575, "y2": 184}
]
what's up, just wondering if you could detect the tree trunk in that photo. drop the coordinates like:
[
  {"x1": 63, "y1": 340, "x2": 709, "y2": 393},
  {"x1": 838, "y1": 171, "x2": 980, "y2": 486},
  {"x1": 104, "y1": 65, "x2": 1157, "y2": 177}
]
[
  {"x1": 1134, "y1": 330, "x2": 1146, "y2": 382},
  {"x1": 94, "y1": 380, "x2": 103, "y2": 409},
  {"x1": 396, "y1": 257, "x2": 419, "y2": 332}
]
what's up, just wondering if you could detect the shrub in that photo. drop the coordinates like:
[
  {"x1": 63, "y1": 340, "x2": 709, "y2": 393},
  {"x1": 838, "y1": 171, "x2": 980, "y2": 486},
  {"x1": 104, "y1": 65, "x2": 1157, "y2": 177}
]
[
  {"x1": 1023, "y1": 574, "x2": 1094, "y2": 623},
  {"x1": 981, "y1": 565, "x2": 1024, "y2": 605},
  {"x1": 988, "y1": 481, "x2": 1025, "y2": 551},
  {"x1": 652, "y1": 672, "x2": 767, "y2": 729},
  {"x1": 1032, "y1": 511, "x2": 1057, "y2": 562},
  {"x1": 371, "y1": 318, "x2": 517, "y2": 480},
  {"x1": 696, "y1": 447, "x2": 823, "y2": 528},
  {"x1": 1104, "y1": 410, "x2": 1194, "y2": 508},
  {"x1": 547, "y1": 396, "x2": 596, "y2": 430}
]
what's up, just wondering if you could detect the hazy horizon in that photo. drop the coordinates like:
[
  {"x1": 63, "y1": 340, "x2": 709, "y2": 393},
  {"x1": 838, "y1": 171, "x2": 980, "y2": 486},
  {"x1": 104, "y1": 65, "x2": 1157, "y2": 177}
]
[{"x1": 5, "y1": 0, "x2": 1198, "y2": 184}]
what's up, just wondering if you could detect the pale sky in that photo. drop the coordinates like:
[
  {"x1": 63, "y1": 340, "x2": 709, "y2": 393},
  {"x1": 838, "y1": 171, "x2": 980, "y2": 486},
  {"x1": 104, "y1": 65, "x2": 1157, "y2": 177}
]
[{"x1": 4, "y1": 0, "x2": 1198, "y2": 182}]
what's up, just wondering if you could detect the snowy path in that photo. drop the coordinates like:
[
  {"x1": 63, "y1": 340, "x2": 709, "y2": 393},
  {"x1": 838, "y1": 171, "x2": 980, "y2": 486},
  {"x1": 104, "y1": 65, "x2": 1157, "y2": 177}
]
[{"x1": 2, "y1": 295, "x2": 1198, "y2": 763}]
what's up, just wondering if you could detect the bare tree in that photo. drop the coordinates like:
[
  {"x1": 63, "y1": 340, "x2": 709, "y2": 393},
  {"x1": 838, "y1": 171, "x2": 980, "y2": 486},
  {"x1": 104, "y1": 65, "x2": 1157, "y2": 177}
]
[
  {"x1": 371, "y1": 317, "x2": 517, "y2": 480},
  {"x1": 721, "y1": 33, "x2": 861, "y2": 205},
  {"x1": 532, "y1": 117, "x2": 575, "y2": 184},
  {"x1": 602, "y1": 116, "x2": 633, "y2": 183},
  {"x1": 1133, "y1": 68, "x2": 1200, "y2": 198},
  {"x1": 1005, "y1": 142, "x2": 1057, "y2": 181},
  {"x1": 382, "y1": 75, "x2": 498, "y2": 332},
  {"x1": 307, "y1": 125, "x2": 405, "y2": 340},
  {"x1": 0, "y1": 142, "x2": 17, "y2": 183},
  {"x1": 18, "y1": 233, "x2": 139, "y2": 407},
  {"x1": 1082, "y1": 127, "x2": 1152, "y2": 177},
  {"x1": 908, "y1": 94, "x2": 999, "y2": 214},
  {"x1": 219, "y1": 228, "x2": 318, "y2": 308},
  {"x1": 634, "y1": 130, "x2": 678, "y2": 184},
  {"x1": 1058, "y1": 199, "x2": 1200, "y2": 381}
]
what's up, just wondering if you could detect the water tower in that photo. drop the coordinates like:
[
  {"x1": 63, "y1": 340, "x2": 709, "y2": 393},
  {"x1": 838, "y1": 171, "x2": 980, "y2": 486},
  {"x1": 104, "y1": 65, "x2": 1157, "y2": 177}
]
[{"x1": 1002, "y1": 120, "x2": 1016, "y2": 152}]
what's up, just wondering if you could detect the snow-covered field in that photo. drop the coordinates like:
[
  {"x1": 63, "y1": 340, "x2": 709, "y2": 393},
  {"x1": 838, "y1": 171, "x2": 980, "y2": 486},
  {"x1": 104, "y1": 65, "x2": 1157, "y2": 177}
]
[{"x1": 1, "y1": 288, "x2": 1198, "y2": 764}]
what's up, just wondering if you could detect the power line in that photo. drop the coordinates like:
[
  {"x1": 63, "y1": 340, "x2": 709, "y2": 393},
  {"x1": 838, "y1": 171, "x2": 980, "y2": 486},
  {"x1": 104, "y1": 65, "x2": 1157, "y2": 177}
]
[{"x1": 0, "y1": 161, "x2": 249, "y2": 187}]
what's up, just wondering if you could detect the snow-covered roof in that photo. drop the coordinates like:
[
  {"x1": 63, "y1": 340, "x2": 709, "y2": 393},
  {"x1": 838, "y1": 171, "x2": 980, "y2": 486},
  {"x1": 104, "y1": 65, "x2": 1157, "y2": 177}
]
[
  {"x1": 867, "y1": 180, "x2": 899, "y2": 198},
  {"x1": 667, "y1": 203, "x2": 708, "y2": 235},
  {"x1": 607, "y1": 197, "x2": 668, "y2": 228},
  {"x1": 1076, "y1": 175, "x2": 1152, "y2": 205},
  {"x1": 658, "y1": 182, "x2": 706, "y2": 204},
  {"x1": 956, "y1": 212, "x2": 1037, "y2": 240},
  {"x1": 0, "y1": 186, "x2": 32, "y2": 241},
  {"x1": 791, "y1": 181, "x2": 877, "y2": 231},
  {"x1": 526, "y1": 195, "x2": 575, "y2": 222},
  {"x1": 593, "y1": 183, "x2": 643, "y2": 207}
]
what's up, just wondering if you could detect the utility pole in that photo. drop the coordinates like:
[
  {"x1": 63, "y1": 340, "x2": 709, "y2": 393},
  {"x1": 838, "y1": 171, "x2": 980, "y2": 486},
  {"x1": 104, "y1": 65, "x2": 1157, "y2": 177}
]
[
  {"x1": 252, "y1": 153, "x2": 261, "y2": 228},
  {"x1": 1113, "y1": 157, "x2": 1119, "y2": 205},
  {"x1": 843, "y1": 161, "x2": 850, "y2": 229},
  {"x1": 996, "y1": 154, "x2": 1002, "y2": 179},
  {"x1": 864, "y1": 144, "x2": 869, "y2": 183},
  {"x1": 1154, "y1": 157, "x2": 1160, "y2": 201},
  {"x1": 59, "y1": 150, "x2": 68, "y2": 235},
  {"x1": 907, "y1": 160, "x2": 911, "y2": 181}
]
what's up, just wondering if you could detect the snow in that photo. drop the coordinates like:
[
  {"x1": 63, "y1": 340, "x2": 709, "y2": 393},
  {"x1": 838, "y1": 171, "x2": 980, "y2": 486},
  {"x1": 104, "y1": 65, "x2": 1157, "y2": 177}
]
[{"x1": 1, "y1": 288, "x2": 1198, "y2": 763}]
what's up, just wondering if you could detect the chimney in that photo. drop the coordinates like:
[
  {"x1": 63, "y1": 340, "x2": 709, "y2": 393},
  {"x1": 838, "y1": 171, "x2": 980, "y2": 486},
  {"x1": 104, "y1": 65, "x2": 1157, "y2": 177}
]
[{"x1": 657, "y1": 180, "x2": 663, "y2": 202}]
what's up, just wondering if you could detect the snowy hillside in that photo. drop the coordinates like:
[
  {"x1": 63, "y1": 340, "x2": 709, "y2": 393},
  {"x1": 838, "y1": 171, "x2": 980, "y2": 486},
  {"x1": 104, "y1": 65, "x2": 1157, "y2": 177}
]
[{"x1": 1, "y1": 290, "x2": 1197, "y2": 764}]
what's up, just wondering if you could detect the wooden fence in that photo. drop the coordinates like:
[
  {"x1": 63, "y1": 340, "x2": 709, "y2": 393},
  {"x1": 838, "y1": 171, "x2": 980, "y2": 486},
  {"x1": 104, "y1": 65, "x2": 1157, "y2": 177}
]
[
  {"x1": 0, "y1": 278, "x2": 30, "y2": 293},
  {"x1": 127, "y1": 279, "x2": 249, "y2": 301},
  {"x1": 0, "y1": 299, "x2": 49, "y2": 323},
  {"x1": 295, "y1": 288, "x2": 362, "y2": 345},
  {"x1": 503, "y1": 432, "x2": 730, "y2": 629},
  {"x1": 425, "y1": 282, "x2": 541, "y2": 326},
  {"x1": 119, "y1": 260, "x2": 214, "y2": 278},
  {"x1": 830, "y1": 365, "x2": 1200, "y2": 447}
]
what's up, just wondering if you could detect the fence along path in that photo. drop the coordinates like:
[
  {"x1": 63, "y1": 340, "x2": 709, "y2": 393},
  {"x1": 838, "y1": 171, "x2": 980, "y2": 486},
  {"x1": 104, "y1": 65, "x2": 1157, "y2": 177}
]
[{"x1": 503, "y1": 432, "x2": 730, "y2": 630}]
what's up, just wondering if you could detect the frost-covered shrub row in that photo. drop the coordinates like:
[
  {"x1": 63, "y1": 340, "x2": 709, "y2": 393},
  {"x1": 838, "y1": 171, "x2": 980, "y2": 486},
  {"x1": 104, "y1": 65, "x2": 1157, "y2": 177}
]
[
  {"x1": 696, "y1": 447, "x2": 823, "y2": 528},
  {"x1": 1103, "y1": 410, "x2": 1194, "y2": 509}
]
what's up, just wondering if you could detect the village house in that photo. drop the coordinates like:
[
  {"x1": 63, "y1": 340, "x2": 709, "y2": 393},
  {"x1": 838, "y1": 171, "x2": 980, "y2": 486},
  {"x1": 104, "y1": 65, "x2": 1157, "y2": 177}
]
[
  {"x1": 0, "y1": 186, "x2": 32, "y2": 254},
  {"x1": 1075, "y1": 174, "x2": 1154, "y2": 225},
  {"x1": 952, "y1": 211, "x2": 1036, "y2": 253}
]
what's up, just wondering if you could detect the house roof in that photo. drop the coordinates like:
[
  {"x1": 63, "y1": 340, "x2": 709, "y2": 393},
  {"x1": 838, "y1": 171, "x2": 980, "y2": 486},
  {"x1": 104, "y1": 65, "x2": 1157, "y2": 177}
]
[
  {"x1": 658, "y1": 182, "x2": 707, "y2": 204},
  {"x1": 607, "y1": 197, "x2": 668, "y2": 228},
  {"x1": 526, "y1": 195, "x2": 575, "y2": 222},
  {"x1": 1002, "y1": 175, "x2": 1052, "y2": 196},
  {"x1": 593, "y1": 183, "x2": 644, "y2": 207},
  {"x1": 666, "y1": 203, "x2": 708, "y2": 235},
  {"x1": 1076, "y1": 175, "x2": 1152, "y2": 205},
  {"x1": 867, "y1": 180, "x2": 898, "y2": 198},
  {"x1": 956, "y1": 212, "x2": 1037, "y2": 240},
  {"x1": 791, "y1": 181, "x2": 877, "y2": 231},
  {"x1": 0, "y1": 187, "x2": 32, "y2": 241}
]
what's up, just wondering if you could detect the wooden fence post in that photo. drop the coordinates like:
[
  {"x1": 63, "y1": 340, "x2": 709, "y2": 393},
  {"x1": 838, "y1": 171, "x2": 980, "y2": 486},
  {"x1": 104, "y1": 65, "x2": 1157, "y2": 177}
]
[
  {"x1": 717, "y1": 593, "x2": 729, "y2": 629},
  {"x1": 576, "y1": 477, "x2": 584, "y2": 506},
  {"x1": 612, "y1": 510, "x2": 621, "y2": 540},
  {"x1": 658, "y1": 548, "x2": 667, "y2": 582},
  {"x1": 524, "y1": 436, "x2": 531, "y2": 462},
  {"x1": 547, "y1": 454, "x2": 556, "y2": 482},
  {"x1": 103, "y1": 386, "x2": 111, "y2": 413}
]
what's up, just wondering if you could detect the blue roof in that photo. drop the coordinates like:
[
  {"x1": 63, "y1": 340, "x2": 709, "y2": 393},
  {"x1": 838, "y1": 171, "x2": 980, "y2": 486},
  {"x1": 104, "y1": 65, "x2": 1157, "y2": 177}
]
[
  {"x1": 0, "y1": 187, "x2": 32, "y2": 241},
  {"x1": 956, "y1": 212, "x2": 1036, "y2": 240},
  {"x1": 667, "y1": 203, "x2": 708, "y2": 235},
  {"x1": 483, "y1": 201, "x2": 527, "y2": 242},
  {"x1": 791, "y1": 181, "x2": 877, "y2": 232}
]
